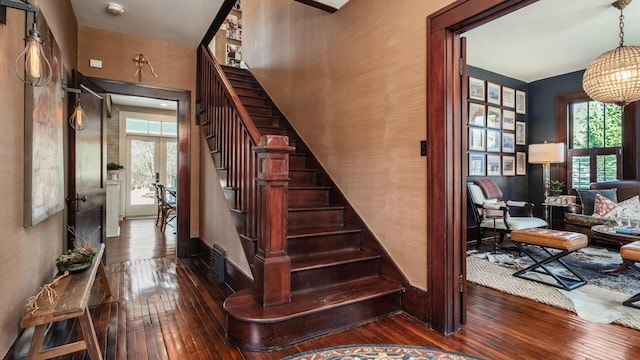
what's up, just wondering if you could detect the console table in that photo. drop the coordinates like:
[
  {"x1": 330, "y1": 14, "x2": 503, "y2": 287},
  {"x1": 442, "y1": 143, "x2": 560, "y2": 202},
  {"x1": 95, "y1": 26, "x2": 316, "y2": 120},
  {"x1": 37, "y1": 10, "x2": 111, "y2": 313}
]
[{"x1": 20, "y1": 243, "x2": 111, "y2": 360}]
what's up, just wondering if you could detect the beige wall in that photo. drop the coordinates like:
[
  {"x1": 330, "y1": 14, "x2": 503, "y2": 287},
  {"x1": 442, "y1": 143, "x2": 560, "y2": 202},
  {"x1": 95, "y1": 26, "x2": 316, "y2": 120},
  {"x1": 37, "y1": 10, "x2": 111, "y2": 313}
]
[
  {"x1": 0, "y1": 2, "x2": 77, "y2": 357},
  {"x1": 77, "y1": 25, "x2": 201, "y2": 237},
  {"x1": 199, "y1": 132, "x2": 252, "y2": 278},
  {"x1": 241, "y1": 0, "x2": 454, "y2": 288}
]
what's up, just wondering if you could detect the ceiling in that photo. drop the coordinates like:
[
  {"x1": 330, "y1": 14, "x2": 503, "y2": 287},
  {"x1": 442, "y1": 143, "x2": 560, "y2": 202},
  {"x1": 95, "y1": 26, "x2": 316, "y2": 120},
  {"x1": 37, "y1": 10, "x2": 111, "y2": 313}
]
[{"x1": 465, "y1": 0, "x2": 640, "y2": 83}]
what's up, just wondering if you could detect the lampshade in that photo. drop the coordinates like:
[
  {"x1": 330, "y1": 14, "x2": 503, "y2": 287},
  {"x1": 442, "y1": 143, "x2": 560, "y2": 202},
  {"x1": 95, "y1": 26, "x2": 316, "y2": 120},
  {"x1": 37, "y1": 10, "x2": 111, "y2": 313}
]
[
  {"x1": 15, "y1": 22, "x2": 52, "y2": 87},
  {"x1": 528, "y1": 143, "x2": 565, "y2": 164},
  {"x1": 69, "y1": 98, "x2": 87, "y2": 130},
  {"x1": 582, "y1": 0, "x2": 640, "y2": 107}
]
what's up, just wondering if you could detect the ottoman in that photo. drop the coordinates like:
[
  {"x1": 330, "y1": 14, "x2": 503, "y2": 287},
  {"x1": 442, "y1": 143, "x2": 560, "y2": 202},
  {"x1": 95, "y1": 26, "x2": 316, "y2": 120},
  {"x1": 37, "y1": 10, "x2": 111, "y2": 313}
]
[
  {"x1": 511, "y1": 228, "x2": 588, "y2": 291},
  {"x1": 621, "y1": 241, "x2": 640, "y2": 308}
]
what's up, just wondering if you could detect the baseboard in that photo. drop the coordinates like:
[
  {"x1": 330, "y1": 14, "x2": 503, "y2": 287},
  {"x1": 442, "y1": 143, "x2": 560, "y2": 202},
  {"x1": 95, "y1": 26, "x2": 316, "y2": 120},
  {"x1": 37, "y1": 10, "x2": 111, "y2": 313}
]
[
  {"x1": 193, "y1": 238, "x2": 253, "y2": 292},
  {"x1": 401, "y1": 285, "x2": 430, "y2": 324}
]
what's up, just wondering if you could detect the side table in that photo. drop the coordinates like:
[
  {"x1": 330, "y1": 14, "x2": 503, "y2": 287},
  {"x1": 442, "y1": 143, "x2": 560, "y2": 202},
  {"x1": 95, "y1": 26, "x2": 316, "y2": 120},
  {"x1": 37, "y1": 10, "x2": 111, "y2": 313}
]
[{"x1": 541, "y1": 202, "x2": 570, "y2": 229}]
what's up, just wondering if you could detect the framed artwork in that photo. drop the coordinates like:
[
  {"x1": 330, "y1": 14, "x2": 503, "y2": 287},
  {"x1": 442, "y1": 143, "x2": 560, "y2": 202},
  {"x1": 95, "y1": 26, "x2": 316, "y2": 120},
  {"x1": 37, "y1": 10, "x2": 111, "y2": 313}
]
[
  {"x1": 487, "y1": 155, "x2": 501, "y2": 176},
  {"x1": 502, "y1": 109, "x2": 515, "y2": 131},
  {"x1": 468, "y1": 127, "x2": 485, "y2": 151},
  {"x1": 502, "y1": 132, "x2": 515, "y2": 153},
  {"x1": 487, "y1": 106, "x2": 501, "y2": 129},
  {"x1": 233, "y1": 0, "x2": 241, "y2": 10},
  {"x1": 516, "y1": 90, "x2": 527, "y2": 114},
  {"x1": 516, "y1": 151, "x2": 527, "y2": 175},
  {"x1": 516, "y1": 121, "x2": 526, "y2": 145},
  {"x1": 468, "y1": 153, "x2": 486, "y2": 176},
  {"x1": 224, "y1": 14, "x2": 242, "y2": 41},
  {"x1": 468, "y1": 102, "x2": 485, "y2": 127},
  {"x1": 503, "y1": 156, "x2": 516, "y2": 176},
  {"x1": 226, "y1": 43, "x2": 242, "y2": 67},
  {"x1": 24, "y1": 14, "x2": 64, "y2": 226},
  {"x1": 469, "y1": 77, "x2": 485, "y2": 101},
  {"x1": 502, "y1": 87, "x2": 515, "y2": 108},
  {"x1": 487, "y1": 82, "x2": 501, "y2": 105},
  {"x1": 486, "y1": 129, "x2": 501, "y2": 152}
]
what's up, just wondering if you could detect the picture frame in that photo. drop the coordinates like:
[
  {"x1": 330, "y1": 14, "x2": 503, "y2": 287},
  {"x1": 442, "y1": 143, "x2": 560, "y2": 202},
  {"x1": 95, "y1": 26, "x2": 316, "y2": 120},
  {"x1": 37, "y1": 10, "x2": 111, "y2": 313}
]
[
  {"x1": 486, "y1": 129, "x2": 501, "y2": 152},
  {"x1": 24, "y1": 14, "x2": 64, "y2": 227},
  {"x1": 469, "y1": 77, "x2": 485, "y2": 102},
  {"x1": 516, "y1": 90, "x2": 527, "y2": 114},
  {"x1": 486, "y1": 106, "x2": 501, "y2": 129},
  {"x1": 502, "y1": 86, "x2": 515, "y2": 108},
  {"x1": 516, "y1": 121, "x2": 526, "y2": 145},
  {"x1": 502, "y1": 109, "x2": 515, "y2": 131},
  {"x1": 468, "y1": 127, "x2": 485, "y2": 151},
  {"x1": 502, "y1": 155, "x2": 516, "y2": 176},
  {"x1": 487, "y1": 82, "x2": 501, "y2": 105},
  {"x1": 516, "y1": 151, "x2": 527, "y2": 175},
  {"x1": 226, "y1": 43, "x2": 242, "y2": 67},
  {"x1": 487, "y1": 154, "x2": 501, "y2": 176},
  {"x1": 468, "y1": 102, "x2": 485, "y2": 127},
  {"x1": 502, "y1": 132, "x2": 515, "y2": 153},
  {"x1": 468, "y1": 153, "x2": 486, "y2": 176}
]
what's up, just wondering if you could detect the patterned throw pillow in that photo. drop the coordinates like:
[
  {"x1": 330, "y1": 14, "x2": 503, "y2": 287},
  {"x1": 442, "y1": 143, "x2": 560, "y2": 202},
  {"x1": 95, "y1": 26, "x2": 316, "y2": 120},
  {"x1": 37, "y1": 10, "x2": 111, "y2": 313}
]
[
  {"x1": 576, "y1": 189, "x2": 618, "y2": 215},
  {"x1": 482, "y1": 201, "x2": 509, "y2": 220},
  {"x1": 593, "y1": 193, "x2": 618, "y2": 216},
  {"x1": 602, "y1": 195, "x2": 640, "y2": 220}
]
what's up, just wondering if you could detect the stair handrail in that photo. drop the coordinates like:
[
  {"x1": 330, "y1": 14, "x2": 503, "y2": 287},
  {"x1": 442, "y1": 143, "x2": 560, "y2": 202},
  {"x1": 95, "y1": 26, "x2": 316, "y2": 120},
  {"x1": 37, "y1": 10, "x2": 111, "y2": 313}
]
[{"x1": 200, "y1": 45, "x2": 261, "y2": 144}]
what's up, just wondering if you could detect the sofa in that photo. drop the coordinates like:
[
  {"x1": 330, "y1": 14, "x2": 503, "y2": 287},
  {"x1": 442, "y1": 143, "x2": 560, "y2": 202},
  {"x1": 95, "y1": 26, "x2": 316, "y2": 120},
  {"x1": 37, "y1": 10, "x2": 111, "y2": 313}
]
[{"x1": 563, "y1": 180, "x2": 640, "y2": 240}]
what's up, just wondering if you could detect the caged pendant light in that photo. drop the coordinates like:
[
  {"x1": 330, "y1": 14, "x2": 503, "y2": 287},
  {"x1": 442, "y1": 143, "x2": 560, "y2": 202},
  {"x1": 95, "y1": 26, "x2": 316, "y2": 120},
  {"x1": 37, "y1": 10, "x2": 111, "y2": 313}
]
[{"x1": 582, "y1": 0, "x2": 640, "y2": 107}]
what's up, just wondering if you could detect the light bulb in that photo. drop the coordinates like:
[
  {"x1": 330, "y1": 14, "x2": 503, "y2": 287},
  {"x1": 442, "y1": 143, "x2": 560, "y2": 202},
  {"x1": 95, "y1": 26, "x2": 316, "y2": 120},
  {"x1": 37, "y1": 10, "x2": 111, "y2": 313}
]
[
  {"x1": 70, "y1": 98, "x2": 87, "y2": 130},
  {"x1": 14, "y1": 22, "x2": 52, "y2": 87}
]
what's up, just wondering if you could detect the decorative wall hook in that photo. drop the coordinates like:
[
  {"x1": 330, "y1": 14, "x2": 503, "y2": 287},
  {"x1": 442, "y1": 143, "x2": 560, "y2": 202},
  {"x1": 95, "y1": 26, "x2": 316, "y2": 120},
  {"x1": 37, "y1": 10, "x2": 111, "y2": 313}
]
[{"x1": 132, "y1": 53, "x2": 158, "y2": 82}]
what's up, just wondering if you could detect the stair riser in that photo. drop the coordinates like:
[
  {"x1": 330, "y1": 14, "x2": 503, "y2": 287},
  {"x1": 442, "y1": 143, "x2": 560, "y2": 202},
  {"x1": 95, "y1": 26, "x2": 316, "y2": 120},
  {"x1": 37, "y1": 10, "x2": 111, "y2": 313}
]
[
  {"x1": 226, "y1": 293, "x2": 402, "y2": 351},
  {"x1": 289, "y1": 155, "x2": 308, "y2": 170},
  {"x1": 223, "y1": 188, "x2": 236, "y2": 209},
  {"x1": 288, "y1": 232, "x2": 360, "y2": 255},
  {"x1": 229, "y1": 79, "x2": 257, "y2": 88},
  {"x1": 291, "y1": 259, "x2": 379, "y2": 291},
  {"x1": 221, "y1": 66, "x2": 248, "y2": 75},
  {"x1": 289, "y1": 172, "x2": 317, "y2": 186},
  {"x1": 230, "y1": 211, "x2": 246, "y2": 236},
  {"x1": 245, "y1": 104, "x2": 274, "y2": 116},
  {"x1": 235, "y1": 87, "x2": 262, "y2": 97},
  {"x1": 288, "y1": 209, "x2": 344, "y2": 229},
  {"x1": 239, "y1": 96, "x2": 268, "y2": 106},
  {"x1": 288, "y1": 189, "x2": 330, "y2": 207},
  {"x1": 251, "y1": 115, "x2": 281, "y2": 128},
  {"x1": 225, "y1": 73, "x2": 254, "y2": 82}
]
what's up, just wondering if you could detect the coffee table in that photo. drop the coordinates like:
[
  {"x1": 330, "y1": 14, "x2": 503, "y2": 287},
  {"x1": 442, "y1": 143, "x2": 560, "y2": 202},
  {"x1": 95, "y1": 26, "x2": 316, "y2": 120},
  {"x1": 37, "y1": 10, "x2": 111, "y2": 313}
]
[{"x1": 591, "y1": 224, "x2": 640, "y2": 245}]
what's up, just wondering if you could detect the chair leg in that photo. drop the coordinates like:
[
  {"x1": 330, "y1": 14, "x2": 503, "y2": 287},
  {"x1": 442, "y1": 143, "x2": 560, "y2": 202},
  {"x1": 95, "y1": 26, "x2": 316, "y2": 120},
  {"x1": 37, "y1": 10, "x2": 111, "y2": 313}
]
[
  {"x1": 476, "y1": 226, "x2": 482, "y2": 249},
  {"x1": 623, "y1": 292, "x2": 640, "y2": 309}
]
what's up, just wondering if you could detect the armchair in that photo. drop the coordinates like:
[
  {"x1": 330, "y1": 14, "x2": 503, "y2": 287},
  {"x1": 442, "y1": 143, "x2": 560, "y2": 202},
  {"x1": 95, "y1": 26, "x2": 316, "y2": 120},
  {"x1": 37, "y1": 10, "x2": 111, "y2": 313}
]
[{"x1": 467, "y1": 179, "x2": 547, "y2": 250}]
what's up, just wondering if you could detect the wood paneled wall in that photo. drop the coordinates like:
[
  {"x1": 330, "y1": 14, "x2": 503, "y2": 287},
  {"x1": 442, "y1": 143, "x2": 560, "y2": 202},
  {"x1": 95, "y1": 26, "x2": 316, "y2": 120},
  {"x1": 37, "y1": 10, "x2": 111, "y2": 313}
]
[
  {"x1": 241, "y1": 0, "x2": 455, "y2": 288},
  {"x1": 0, "y1": 4, "x2": 77, "y2": 357},
  {"x1": 77, "y1": 26, "x2": 201, "y2": 237}
]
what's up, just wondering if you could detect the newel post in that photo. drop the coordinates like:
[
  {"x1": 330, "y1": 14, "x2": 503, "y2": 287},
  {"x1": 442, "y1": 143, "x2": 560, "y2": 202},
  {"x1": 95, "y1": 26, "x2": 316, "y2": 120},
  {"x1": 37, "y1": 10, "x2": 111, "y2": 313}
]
[{"x1": 253, "y1": 135, "x2": 294, "y2": 306}]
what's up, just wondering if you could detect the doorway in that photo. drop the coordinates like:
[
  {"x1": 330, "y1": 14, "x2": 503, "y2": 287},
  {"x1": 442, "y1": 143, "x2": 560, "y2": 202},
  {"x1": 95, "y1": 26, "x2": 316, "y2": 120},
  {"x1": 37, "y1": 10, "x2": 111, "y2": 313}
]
[
  {"x1": 426, "y1": 0, "x2": 535, "y2": 334},
  {"x1": 90, "y1": 78, "x2": 192, "y2": 257}
]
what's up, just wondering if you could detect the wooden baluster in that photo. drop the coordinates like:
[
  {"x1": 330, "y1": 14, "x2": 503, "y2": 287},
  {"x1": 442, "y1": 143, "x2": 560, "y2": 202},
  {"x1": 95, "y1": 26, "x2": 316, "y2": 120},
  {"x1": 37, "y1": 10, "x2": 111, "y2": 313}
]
[{"x1": 253, "y1": 135, "x2": 294, "y2": 306}]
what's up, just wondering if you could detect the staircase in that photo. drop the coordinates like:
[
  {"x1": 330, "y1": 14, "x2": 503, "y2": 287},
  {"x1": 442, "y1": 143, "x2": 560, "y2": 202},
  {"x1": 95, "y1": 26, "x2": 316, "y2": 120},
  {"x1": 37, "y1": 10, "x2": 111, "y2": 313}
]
[{"x1": 198, "y1": 51, "x2": 406, "y2": 351}]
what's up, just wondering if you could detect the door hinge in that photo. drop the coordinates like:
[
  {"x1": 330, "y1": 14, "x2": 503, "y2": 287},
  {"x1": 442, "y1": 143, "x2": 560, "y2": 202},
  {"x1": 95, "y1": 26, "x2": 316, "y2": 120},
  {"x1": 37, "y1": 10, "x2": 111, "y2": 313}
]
[
  {"x1": 458, "y1": 58, "x2": 463, "y2": 76},
  {"x1": 458, "y1": 273, "x2": 464, "y2": 293}
]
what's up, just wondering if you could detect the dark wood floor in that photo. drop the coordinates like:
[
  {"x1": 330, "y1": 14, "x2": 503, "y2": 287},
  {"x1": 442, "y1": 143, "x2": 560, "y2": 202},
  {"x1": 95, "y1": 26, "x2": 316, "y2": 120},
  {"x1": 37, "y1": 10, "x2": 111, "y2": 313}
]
[{"x1": 10, "y1": 219, "x2": 640, "y2": 359}]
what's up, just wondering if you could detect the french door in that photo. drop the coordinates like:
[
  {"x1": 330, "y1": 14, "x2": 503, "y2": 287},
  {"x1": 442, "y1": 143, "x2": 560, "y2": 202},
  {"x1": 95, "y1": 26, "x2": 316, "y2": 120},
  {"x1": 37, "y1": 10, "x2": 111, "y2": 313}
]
[{"x1": 125, "y1": 135, "x2": 177, "y2": 217}]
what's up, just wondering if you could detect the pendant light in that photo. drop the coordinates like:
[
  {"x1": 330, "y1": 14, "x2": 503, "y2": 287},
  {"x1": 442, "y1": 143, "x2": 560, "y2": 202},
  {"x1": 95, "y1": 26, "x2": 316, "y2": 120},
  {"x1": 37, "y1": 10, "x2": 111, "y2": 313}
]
[
  {"x1": 69, "y1": 96, "x2": 87, "y2": 130},
  {"x1": 582, "y1": 0, "x2": 640, "y2": 107}
]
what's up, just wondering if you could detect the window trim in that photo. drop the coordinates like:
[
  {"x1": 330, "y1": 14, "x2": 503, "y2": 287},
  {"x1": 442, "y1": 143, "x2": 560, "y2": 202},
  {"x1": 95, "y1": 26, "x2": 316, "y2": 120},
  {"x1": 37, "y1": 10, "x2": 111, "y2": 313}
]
[{"x1": 556, "y1": 91, "x2": 636, "y2": 191}]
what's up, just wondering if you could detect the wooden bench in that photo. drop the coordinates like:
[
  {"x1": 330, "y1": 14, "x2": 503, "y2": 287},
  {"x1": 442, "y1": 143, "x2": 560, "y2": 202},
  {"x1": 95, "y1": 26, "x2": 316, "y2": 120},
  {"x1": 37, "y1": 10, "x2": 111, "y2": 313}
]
[
  {"x1": 620, "y1": 241, "x2": 640, "y2": 308},
  {"x1": 20, "y1": 243, "x2": 111, "y2": 360},
  {"x1": 510, "y1": 228, "x2": 588, "y2": 291}
]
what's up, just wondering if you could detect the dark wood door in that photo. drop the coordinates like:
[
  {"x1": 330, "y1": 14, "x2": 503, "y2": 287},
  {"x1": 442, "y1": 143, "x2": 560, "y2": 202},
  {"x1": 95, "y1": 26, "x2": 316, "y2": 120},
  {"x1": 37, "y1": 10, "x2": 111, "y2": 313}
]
[{"x1": 67, "y1": 71, "x2": 106, "y2": 250}]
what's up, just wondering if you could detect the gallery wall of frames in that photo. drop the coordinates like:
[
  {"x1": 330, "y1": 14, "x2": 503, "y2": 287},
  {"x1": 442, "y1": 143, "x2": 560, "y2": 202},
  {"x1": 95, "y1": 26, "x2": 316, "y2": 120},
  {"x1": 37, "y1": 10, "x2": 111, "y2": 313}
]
[{"x1": 467, "y1": 75, "x2": 528, "y2": 177}]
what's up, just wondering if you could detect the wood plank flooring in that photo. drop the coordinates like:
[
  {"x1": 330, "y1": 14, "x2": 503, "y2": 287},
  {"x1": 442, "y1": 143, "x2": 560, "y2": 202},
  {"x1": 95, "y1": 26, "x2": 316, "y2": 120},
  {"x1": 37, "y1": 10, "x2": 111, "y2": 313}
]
[{"x1": 9, "y1": 219, "x2": 640, "y2": 359}]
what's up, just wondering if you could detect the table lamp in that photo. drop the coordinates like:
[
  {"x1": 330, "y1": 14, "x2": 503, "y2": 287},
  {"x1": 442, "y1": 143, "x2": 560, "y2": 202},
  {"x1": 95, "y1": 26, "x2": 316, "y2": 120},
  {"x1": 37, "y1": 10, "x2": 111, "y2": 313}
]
[{"x1": 529, "y1": 142, "x2": 566, "y2": 200}]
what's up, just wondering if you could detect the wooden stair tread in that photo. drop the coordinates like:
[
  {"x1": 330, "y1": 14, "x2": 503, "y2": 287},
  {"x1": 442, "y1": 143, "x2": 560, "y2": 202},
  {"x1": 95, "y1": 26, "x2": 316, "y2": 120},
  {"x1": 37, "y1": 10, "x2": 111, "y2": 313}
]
[
  {"x1": 288, "y1": 225, "x2": 361, "y2": 238},
  {"x1": 224, "y1": 277, "x2": 403, "y2": 322},
  {"x1": 289, "y1": 186, "x2": 331, "y2": 190},
  {"x1": 289, "y1": 206, "x2": 344, "y2": 211},
  {"x1": 290, "y1": 249, "x2": 379, "y2": 271}
]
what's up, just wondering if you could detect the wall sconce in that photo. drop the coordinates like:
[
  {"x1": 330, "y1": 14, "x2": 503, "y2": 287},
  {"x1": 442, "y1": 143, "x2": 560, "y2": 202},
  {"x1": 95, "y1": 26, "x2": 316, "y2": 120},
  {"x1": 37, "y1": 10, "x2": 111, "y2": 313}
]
[
  {"x1": 0, "y1": 0, "x2": 52, "y2": 87},
  {"x1": 63, "y1": 83, "x2": 88, "y2": 130}
]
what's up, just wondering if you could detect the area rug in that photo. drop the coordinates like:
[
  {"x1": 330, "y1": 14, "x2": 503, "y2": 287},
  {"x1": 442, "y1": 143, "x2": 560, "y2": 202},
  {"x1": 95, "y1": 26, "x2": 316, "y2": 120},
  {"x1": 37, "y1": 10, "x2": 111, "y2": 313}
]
[
  {"x1": 467, "y1": 247, "x2": 640, "y2": 329},
  {"x1": 282, "y1": 344, "x2": 483, "y2": 360}
]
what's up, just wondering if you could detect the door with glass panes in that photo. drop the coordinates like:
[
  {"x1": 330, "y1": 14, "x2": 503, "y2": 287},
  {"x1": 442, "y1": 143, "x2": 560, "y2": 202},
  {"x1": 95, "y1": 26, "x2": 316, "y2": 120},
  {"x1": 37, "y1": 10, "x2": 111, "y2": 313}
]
[{"x1": 124, "y1": 116, "x2": 177, "y2": 217}]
